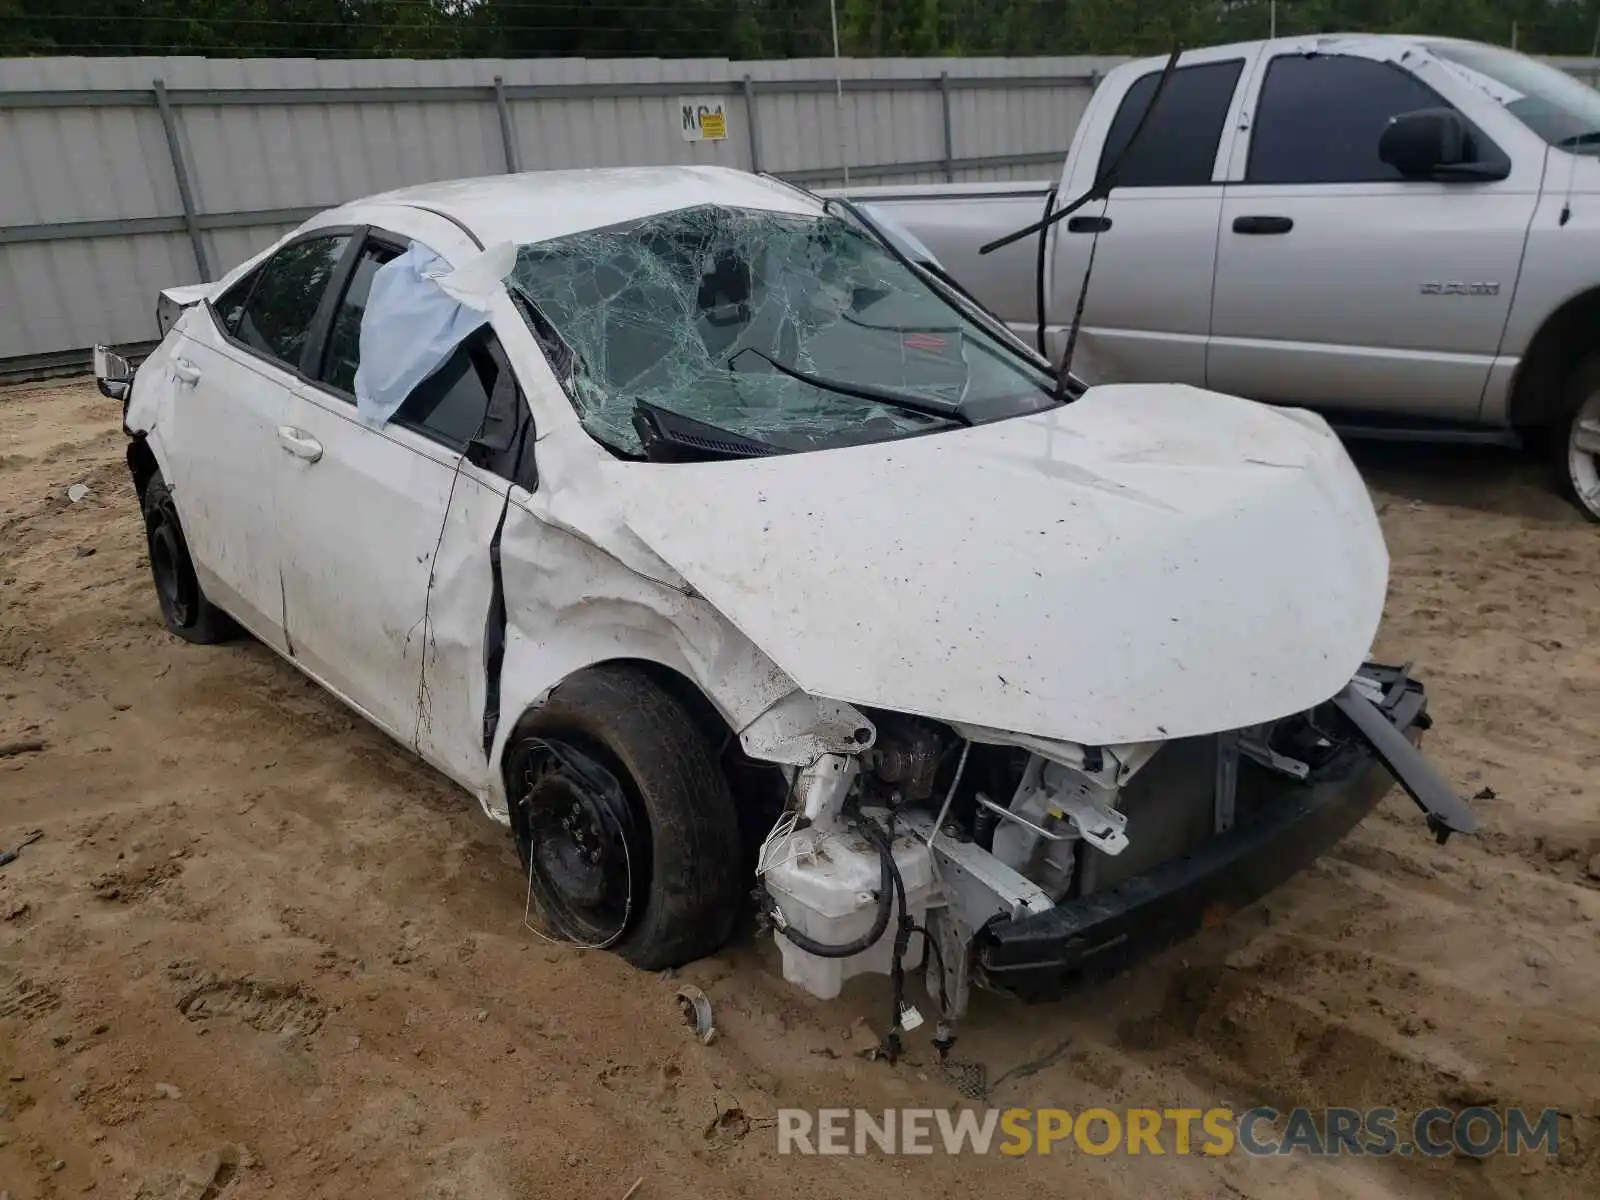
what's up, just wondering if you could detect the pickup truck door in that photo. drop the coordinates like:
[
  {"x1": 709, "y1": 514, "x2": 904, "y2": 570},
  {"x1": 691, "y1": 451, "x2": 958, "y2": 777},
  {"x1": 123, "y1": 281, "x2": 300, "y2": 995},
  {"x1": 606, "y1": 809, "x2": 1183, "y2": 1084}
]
[
  {"x1": 1207, "y1": 43, "x2": 1542, "y2": 420},
  {"x1": 1045, "y1": 45, "x2": 1260, "y2": 385}
]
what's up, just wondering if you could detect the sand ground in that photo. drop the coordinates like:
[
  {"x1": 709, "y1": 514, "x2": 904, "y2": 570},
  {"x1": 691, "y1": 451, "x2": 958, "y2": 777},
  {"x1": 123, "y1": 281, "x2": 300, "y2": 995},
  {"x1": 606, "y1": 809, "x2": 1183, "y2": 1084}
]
[{"x1": 1, "y1": 378, "x2": 1597, "y2": 1199}]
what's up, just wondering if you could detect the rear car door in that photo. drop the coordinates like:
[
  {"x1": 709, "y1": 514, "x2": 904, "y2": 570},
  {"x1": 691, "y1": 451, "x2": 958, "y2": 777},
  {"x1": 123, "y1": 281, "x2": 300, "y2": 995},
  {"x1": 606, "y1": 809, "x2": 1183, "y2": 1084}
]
[
  {"x1": 275, "y1": 231, "x2": 523, "y2": 777},
  {"x1": 1046, "y1": 47, "x2": 1257, "y2": 383},
  {"x1": 1208, "y1": 48, "x2": 1539, "y2": 418},
  {"x1": 161, "y1": 232, "x2": 352, "y2": 652}
]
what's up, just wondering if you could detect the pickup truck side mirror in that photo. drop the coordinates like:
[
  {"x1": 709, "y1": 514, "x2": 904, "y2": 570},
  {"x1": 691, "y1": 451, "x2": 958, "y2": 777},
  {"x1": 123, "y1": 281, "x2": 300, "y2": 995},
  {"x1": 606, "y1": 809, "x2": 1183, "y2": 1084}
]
[{"x1": 1380, "y1": 108, "x2": 1510, "y2": 182}]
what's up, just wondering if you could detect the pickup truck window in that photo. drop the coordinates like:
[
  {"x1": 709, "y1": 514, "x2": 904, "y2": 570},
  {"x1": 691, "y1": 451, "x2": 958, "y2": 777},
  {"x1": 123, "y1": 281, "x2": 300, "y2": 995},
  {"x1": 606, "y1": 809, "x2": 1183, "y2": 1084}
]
[
  {"x1": 1099, "y1": 60, "x2": 1243, "y2": 187},
  {"x1": 1247, "y1": 56, "x2": 1445, "y2": 184},
  {"x1": 1426, "y1": 41, "x2": 1600, "y2": 151}
]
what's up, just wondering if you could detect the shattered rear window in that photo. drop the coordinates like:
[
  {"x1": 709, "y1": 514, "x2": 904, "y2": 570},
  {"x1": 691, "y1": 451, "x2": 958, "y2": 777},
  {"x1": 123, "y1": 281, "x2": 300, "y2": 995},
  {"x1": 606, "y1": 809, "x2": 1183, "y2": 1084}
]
[{"x1": 509, "y1": 204, "x2": 1054, "y2": 456}]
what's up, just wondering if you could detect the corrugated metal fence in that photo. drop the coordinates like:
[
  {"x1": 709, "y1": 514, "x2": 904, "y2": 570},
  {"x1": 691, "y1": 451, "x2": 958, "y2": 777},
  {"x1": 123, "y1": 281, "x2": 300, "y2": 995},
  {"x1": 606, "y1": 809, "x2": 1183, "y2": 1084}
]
[
  {"x1": 0, "y1": 53, "x2": 1125, "y2": 372},
  {"x1": 2, "y1": 52, "x2": 1597, "y2": 373}
]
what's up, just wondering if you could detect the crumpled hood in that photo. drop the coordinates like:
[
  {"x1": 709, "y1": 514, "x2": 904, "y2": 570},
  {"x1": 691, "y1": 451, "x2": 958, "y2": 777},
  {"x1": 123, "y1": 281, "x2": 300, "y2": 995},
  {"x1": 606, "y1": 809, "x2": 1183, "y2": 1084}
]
[{"x1": 604, "y1": 384, "x2": 1388, "y2": 746}]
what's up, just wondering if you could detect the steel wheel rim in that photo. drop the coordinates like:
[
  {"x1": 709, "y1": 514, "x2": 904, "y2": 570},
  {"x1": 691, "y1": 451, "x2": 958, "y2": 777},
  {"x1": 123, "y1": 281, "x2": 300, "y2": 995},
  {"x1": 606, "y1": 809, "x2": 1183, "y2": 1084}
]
[
  {"x1": 516, "y1": 737, "x2": 642, "y2": 948},
  {"x1": 1569, "y1": 389, "x2": 1600, "y2": 520}
]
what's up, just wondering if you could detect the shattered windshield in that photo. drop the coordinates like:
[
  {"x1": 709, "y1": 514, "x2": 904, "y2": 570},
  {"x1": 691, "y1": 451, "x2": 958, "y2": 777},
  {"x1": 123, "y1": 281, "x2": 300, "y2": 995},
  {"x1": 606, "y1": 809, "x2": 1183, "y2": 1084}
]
[{"x1": 509, "y1": 204, "x2": 1056, "y2": 457}]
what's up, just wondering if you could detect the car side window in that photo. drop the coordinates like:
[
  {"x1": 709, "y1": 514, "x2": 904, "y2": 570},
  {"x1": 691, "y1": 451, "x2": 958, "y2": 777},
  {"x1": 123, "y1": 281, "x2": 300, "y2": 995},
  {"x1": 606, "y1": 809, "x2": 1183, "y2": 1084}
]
[
  {"x1": 232, "y1": 235, "x2": 350, "y2": 370},
  {"x1": 319, "y1": 240, "x2": 404, "y2": 395},
  {"x1": 213, "y1": 266, "x2": 262, "y2": 338},
  {"x1": 392, "y1": 332, "x2": 500, "y2": 452},
  {"x1": 1247, "y1": 55, "x2": 1446, "y2": 184},
  {"x1": 1097, "y1": 59, "x2": 1245, "y2": 187}
]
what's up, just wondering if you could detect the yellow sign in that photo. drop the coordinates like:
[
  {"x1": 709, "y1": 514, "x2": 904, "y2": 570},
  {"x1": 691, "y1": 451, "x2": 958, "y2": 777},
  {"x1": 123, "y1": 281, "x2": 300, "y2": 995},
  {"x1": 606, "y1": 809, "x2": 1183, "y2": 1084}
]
[{"x1": 680, "y1": 98, "x2": 729, "y2": 142}]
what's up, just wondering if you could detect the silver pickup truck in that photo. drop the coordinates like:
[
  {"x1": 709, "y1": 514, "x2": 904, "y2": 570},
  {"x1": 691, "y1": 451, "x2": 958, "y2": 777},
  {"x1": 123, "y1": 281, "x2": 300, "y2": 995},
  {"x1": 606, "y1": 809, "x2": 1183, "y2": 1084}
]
[{"x1": 837, "y1": 34, "x2": 1600, "y2": 520}]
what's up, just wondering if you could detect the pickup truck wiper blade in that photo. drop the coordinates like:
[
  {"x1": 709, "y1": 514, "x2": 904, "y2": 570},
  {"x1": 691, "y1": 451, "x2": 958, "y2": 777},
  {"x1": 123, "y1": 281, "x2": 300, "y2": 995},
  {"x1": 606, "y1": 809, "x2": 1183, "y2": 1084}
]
[
  {"x1": 1557, "y1": 129, "x2": 1600, "y2": 147},
  {"x1": 729, "y1": 347, "x2": 972, "y2": 425},
  {"x1": 978, "y1": 44, "x2": 1182, "y2": 258},
  {"x1": 972, "y1": 44, "x2": 1182, "y2": 403}
]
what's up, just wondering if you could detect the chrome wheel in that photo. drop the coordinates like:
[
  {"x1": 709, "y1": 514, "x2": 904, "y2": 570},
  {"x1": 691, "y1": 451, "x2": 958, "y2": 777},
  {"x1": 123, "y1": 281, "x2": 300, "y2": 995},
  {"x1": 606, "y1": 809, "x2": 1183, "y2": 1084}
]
[{"x1": 1567, "y1": 388, "x2": 1600, "y2": 521}]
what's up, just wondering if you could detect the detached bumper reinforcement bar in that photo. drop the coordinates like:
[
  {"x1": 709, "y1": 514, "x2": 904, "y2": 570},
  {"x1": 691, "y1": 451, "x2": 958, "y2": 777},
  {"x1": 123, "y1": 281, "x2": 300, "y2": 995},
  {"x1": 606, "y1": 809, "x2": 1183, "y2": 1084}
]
[{"x1": 977, "y1": 669, "x2": 1474, "y2": 1000}]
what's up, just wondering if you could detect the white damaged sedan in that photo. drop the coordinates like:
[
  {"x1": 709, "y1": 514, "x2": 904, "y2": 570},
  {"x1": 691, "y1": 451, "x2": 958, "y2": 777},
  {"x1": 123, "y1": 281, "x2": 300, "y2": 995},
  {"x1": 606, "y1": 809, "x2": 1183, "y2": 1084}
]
[{"x1": 98, "y1": 166, "x2": 1476, "y2": 1050}]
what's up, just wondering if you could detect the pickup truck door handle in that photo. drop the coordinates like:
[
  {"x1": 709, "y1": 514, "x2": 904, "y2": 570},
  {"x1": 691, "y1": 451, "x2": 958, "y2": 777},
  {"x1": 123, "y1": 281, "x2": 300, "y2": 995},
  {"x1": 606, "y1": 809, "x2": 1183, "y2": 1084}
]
[
  {"x1": 277, "y1": 426, "x2": 324, "y2": 463},
  {"x1": 172, "y1": 358, "x2": 202, "y2": 385},
  {"x1": 1065, "y1": 215, "x2": 1112, "y2": 234},
  {"x1": 1232, "y1": 215, "x2": 1294, "y2": 235}
]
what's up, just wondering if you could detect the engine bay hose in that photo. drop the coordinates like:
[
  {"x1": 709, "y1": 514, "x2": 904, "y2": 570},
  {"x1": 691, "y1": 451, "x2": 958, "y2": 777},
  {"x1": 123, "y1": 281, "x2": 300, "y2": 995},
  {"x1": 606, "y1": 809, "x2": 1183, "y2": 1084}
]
[{"x1": 773, "y1": 817, "x2": 896, "y2": 959}]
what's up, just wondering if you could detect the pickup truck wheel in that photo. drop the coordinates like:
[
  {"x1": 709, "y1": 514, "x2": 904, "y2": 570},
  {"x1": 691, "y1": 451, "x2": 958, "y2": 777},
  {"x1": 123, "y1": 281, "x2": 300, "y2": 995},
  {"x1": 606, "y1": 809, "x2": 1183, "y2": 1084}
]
[
  {"x1": 1557, "y1": 355, "x2": 1600, "y2": 522},
  {"x1": 506, "y1": 666, "x2": 742, "y2": 970},
  {"x1": 139, "y1": 473, "x2": 238, "y2": 643}
]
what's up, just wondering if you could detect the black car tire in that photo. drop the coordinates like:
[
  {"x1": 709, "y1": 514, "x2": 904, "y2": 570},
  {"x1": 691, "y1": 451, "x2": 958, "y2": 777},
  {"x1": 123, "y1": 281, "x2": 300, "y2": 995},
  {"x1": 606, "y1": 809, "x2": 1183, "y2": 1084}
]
[
  {"x1": 140, "y1": 472, "x2": 239, "y2": 643},
  {"x1": 506, "y1": 665, "x2": 743, "y2": 970}
]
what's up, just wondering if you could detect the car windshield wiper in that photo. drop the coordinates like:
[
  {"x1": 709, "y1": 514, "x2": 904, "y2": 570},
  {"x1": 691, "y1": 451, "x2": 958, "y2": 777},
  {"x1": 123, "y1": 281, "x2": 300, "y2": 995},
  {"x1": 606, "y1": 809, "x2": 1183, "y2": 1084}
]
[
  {"x1": 729, "y1": 347, "x2": 971, "y2": 426},
  {"x1": 1557, "y1": 129, "x2": 1600, "y2": 148},
  {"x1": 631, "y1": 400, "x2": 781, "y2": 463}
]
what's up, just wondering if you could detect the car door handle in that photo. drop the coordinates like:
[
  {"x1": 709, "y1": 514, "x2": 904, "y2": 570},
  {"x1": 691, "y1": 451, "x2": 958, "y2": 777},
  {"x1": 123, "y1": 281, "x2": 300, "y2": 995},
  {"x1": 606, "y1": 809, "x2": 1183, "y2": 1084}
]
[
  {"x1": 277, "y1": 426, "x2": 324, "y2": 463},
  {"x1": 1065, "y1": 215, "x2": 1112, "y2": 234},
  {"x1": 1232, "y1": 215, "x2": 1294, "y2": 235},
  {"x1": 172, "y1": 358, "x2": 201, "y2": 385}
]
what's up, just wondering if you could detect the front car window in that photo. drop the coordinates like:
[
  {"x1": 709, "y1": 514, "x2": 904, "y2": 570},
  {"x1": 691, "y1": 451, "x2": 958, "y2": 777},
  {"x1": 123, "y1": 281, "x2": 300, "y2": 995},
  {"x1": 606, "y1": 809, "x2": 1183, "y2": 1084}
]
[
  {"x1": 320, "y1": 241, "x2": 402, "y2": 394},
  {"x1": 313, "y1": 235, "x2": 500, "y2": 452},
  {"x1": 1425, "y1": 41, "x2": 1600, "y2": 152},
  {"x1": 509, "y1": 204, "x2": 1056, "y2": 457}
]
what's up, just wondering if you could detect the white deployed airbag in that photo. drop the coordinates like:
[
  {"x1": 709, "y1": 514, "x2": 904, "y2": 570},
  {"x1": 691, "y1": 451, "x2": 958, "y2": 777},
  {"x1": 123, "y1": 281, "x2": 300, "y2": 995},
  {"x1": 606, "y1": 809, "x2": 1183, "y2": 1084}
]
[{"x1": 354, "y1": 240, "x2": 516, "y2": 426}]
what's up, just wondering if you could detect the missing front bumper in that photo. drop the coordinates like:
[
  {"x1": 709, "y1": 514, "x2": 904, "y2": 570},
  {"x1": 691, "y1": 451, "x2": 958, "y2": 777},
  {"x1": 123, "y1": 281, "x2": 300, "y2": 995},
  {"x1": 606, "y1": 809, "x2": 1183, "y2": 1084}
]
[{"x1": 976, "y1": 665, "x2": 1472, "y2": 1000}]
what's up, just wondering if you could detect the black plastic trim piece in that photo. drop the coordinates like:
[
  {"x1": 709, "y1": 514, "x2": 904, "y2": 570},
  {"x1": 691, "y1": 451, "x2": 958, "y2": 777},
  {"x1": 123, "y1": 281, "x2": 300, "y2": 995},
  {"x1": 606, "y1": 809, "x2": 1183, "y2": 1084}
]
[{"x1": 1331, "y1": 684, "x2": 1479, "y2": 842}]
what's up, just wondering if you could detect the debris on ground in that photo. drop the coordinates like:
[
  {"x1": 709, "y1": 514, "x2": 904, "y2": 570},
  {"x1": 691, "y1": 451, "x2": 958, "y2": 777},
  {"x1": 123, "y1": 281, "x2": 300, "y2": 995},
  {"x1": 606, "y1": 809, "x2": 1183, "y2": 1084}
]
[
  {"x1": 0, "y1": 829, "x2": 43, "y2": 868},
  {"x1": 674, "y1": 985, "x2": 716, "y2": 1045}
]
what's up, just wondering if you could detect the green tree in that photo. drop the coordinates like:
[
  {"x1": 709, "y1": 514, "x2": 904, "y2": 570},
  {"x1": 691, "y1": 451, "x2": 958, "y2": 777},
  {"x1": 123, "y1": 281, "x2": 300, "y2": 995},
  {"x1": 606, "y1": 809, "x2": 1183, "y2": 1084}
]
[{"x1": 4, "y1": 0, "x2": 1600, "y2": 59}]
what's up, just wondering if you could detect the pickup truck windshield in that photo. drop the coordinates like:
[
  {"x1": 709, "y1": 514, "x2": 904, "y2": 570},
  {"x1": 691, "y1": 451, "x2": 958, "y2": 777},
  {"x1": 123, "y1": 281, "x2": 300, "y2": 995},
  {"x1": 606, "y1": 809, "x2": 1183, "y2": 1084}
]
[
  {"x1": 509, "y1": 204, "x2": 1057, "y2": 457},
  {"x1": 1426, "y1": 41, "x2": 1600, "y2": 151}
]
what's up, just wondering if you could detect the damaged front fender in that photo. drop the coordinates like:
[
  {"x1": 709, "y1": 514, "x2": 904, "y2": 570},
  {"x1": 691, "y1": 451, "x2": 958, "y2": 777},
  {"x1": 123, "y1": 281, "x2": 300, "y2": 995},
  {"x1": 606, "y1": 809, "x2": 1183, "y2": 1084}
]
[{"x1": 481, "y1": 493, "x2": 807, "y2": 822}]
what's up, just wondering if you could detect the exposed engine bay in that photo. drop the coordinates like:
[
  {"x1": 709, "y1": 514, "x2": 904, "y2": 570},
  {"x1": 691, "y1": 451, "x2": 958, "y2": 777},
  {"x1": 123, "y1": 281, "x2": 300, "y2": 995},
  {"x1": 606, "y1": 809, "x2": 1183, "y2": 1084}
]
[{"x1": 756, "y1": 663, "x2": 1477, "y2": 1062}]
